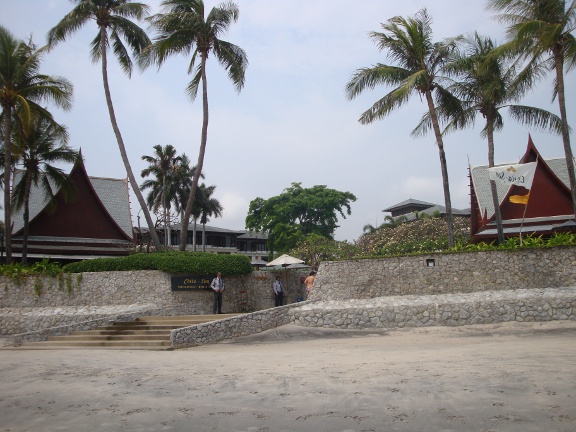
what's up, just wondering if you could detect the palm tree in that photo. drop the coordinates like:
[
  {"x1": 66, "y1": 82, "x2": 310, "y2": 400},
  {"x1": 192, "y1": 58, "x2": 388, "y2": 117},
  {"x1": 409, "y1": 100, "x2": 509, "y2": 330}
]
[
  {"x1": 440, "y1": 33, "x2": 562, "y2": 243},
  {"x1": 141, "y1": 144, "x2": 182, "y2": 247},
  {"x1": 487, "y1": 0, "x2": 576, "y2": 215},
  {"x1": 345, "y1": 9, "x2": 462, "y2": 247},
  {"x1": 10, "y1": 114, "x2": 79, "y2": 264},
  {"x1": 381, "y1": 214, "x2": 408, "y2": 228},
  {"x1": 196, "y1": 183, "x2": 223, "y2": 252},
  {"x1": 47, "y1": 0, "x2": 163, "y2": 251},
  {"x1": 141, "y1": 0, "x2": 248, "y2": 251},
  {"x1": 0, "y1": 26, "x2": 73, "y2": 263}
]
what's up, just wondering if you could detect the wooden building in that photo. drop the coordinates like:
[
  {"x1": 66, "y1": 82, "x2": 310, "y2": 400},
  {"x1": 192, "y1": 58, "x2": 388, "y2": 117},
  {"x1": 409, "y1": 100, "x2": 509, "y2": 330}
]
[
  {"x1": 11, "y1": 158, "x2": 134, "y2": 261},
  {"x1": 469, "y1": 137, "x2": 576, "y2": 242}
]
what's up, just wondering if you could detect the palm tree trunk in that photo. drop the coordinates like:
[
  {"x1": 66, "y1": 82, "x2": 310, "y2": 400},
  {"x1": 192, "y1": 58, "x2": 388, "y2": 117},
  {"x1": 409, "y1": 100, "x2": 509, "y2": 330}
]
[
  {"x1": 425, "y1": 90, "x2": 455, "y2": 247},
  {"x1": 180, "y1": 52, "x2": 209, "y2": 251},
  {"x1": 193, "y1": 218, "x2": 197, "y2": 251},
  {"x1": 487, "y1": 119, "x2": 505, "y2": 244},
  {"x1": 2, "y1": 106, "x2": 13, "y2": 263},
  {"x1": 99, "y1": 28, "x2": 162, "y2": 251},
  {"x1": 21, "y1": 176, "x2": 32, "y2": 265},
  {"x1": 202, "y1": 223, "x2": 206, "y2": 252},
  {"x1": 554, "y1": 49, "x2": 576, "y2": 217}
]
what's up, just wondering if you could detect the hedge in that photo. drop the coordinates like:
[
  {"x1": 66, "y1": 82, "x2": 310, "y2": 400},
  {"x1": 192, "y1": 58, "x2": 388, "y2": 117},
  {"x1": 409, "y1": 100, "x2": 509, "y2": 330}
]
[{"x1": 63, "y1": 252, "x2": 253, "y2": 275}]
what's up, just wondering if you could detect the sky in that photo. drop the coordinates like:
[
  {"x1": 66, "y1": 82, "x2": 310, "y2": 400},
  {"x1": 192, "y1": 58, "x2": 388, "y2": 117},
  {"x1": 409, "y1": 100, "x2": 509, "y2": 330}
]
[{"x1": 1, "y1": 0, "x2": 574, "y2": 242}]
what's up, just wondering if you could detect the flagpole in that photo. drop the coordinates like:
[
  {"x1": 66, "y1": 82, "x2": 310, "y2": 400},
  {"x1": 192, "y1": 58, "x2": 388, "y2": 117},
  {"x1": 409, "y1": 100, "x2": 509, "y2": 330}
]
[{"x1": 519, "y1": 156, "x2": 539, "y2": 246}]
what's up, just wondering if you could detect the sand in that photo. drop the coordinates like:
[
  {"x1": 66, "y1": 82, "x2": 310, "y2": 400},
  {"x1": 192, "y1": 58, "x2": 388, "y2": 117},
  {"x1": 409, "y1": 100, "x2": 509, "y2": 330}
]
[{"x1": 1, "y1": 320, "x2": 575, "y2": 431}]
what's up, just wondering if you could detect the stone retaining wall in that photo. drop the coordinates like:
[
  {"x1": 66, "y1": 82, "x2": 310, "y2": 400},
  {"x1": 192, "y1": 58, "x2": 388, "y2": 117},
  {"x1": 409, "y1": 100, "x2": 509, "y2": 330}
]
[
  {"x1": 310, "y1": 247, "x2": 576, "y2": 301},
  {"x1": 292, "y1": 288, "x2": 576, "y2": 329}
]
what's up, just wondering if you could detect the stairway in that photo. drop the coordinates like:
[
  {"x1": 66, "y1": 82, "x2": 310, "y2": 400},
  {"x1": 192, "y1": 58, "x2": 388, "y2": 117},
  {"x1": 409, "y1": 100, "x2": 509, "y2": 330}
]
[{"x1": 19, "y1": 314, "x2": 240, "y2": 350}]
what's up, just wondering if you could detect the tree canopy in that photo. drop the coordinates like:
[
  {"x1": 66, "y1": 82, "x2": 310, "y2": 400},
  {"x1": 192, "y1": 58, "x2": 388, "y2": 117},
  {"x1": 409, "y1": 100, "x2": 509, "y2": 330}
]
[{"x1": 245, "y1": 183, "x2": 356, "y2": 254}]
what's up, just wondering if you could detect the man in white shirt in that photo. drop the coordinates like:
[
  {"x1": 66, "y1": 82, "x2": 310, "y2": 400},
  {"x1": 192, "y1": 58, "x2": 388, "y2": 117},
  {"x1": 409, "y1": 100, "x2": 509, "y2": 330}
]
[
  {"x1": 273, "y1": 275, "x2": 283, "y2": 307},
  {"x1": 210, "y1": 272, "x2": 224, "y2": 314}
]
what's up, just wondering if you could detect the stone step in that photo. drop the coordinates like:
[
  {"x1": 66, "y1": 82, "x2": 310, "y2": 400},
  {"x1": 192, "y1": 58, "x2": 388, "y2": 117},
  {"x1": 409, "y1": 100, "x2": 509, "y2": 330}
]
[
  {"x1": 18, "y1": 313, "x2": 244, "y2": 350},
  {"x1": 48, "y1": 334, "x2": 170, "y2": 341}
]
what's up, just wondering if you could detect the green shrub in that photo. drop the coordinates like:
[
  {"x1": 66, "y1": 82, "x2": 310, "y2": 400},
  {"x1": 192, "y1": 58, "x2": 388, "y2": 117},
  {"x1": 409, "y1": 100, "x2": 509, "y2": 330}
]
[{"x1": 63, "y1": 251, "x2": 253, "y2": 275}]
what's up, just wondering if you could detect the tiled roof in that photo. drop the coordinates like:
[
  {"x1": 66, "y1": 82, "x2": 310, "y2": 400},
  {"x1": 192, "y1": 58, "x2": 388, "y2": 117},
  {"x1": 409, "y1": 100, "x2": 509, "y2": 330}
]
[
  {"x1": 11, "y1": 172, "x2": 133, "y2": 239},
  {"x1": 470, "y1": 157, "x2": 571, "y2": 219},
  {"x1": 383, "y1": 198, "x2": 436, "y2": 212}
]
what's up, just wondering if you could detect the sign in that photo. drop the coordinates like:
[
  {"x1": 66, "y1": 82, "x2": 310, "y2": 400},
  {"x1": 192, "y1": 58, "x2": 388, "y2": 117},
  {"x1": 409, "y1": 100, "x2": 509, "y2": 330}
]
[{"x1": 171, "y1": 275, "x2": 213, "y2": 291}]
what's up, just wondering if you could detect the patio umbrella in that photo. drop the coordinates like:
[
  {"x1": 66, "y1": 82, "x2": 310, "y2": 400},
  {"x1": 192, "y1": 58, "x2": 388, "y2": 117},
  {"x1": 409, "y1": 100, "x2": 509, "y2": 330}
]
[
  {"x1": 266, "y1": 254, "x2": 304, "y2": 267},
  {"x1": 250, "y1": 258, "x2": 269, "y2": 269}
]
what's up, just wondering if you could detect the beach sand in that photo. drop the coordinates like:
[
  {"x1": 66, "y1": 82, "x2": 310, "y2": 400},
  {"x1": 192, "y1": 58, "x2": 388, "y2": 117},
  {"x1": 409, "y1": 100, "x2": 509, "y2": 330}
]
[{"x1": 1, "y1": 320, "x2": 575, "y2": 431}]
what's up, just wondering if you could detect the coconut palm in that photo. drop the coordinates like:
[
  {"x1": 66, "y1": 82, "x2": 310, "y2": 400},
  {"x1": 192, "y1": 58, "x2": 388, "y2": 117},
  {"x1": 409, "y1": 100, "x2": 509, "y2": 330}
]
[
  {"x1": 141, "y1": 0, "x2": 248, "y2": 251},
  {"x1": 345, "y1": 9, "x2": 462, "y2": 247},
  {"x1": 10, "y1": 114, "x2": 79, "y2": 264},
  {"x1": 0, "y1": 26, "x2": 73, "y2": 262},
  {"x1": 47, "y1": 0, "x2": 163, "y2": 250},
  {"x1": 196, "y1": 183, "x2": 223, "y2": 252},
  {"x1": 141, "y1": 144, "x2": 182, "y2": 247},
  {"x1": 487, "y1": 0, "x2": 576, "y2": 215},
  {"x1": 435, "y1": 33, "x2": 562, "y2": 243}
]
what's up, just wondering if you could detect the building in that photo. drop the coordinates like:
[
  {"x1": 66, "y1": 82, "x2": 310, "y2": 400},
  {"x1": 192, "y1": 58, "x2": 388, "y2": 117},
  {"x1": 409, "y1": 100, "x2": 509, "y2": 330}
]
[
  {"x1": 11, "y1": 157, "x2": 135, "y2": 261},
  {"x1": 469, "y1": 136, "x2": 576, "y2": 242},
  {"x1": 382, "y1": 198, "x2": 470, "y2": 222},
  {"x1": 11, "y1": 158, "x2": 270, "y2": 262}
]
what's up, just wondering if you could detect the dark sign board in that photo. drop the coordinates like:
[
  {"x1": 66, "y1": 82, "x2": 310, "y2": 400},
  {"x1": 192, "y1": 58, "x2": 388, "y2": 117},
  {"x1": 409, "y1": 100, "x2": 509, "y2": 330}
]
[{"x1": 171, "y1": 275, "x2": 214, "y2": 291}]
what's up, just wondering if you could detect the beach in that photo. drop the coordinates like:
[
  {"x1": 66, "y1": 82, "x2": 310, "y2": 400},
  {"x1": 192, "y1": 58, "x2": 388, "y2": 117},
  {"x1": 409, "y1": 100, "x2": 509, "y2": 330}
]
[{"x1": 1, "y1": 320, "x2": 575, "y2": 431}]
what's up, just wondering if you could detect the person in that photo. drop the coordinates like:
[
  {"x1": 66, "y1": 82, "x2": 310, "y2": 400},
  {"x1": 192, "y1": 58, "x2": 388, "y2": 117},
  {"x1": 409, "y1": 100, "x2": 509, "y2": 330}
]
[
  {"x1": 210, "y1": 272, "x2": 224, "y2": 314},
  {"x1": 273, "y1": 275, "x2": 283, "y2": 307},
  {"x1": 304, "y1": 271, "x2": 316, "y2": 298}
]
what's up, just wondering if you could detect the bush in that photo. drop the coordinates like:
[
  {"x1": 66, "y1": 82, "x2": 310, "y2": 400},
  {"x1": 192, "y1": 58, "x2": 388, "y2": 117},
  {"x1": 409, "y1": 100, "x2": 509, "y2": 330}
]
[{"x1": 63, "y1": 251, "x2": 253, "y2": 275}]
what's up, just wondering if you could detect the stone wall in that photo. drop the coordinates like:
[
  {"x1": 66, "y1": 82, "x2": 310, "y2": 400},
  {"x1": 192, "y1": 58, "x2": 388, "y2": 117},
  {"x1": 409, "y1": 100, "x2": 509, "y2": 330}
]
[
  {"x1": 310, "y1": 247, "x2": 576, "y2": 301},
  {"x1": 0, "y1": 268, "x2": 310, "y2": 335}
]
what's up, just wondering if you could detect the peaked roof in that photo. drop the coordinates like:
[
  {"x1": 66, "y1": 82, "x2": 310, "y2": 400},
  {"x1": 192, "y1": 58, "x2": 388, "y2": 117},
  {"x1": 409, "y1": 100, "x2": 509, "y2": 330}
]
[
  {"x1": 12, "y1": 157, "x2": 133, "y2": 241},
  {"x1": 470, "y1": 136, "x2": 573, "y2": 220}
]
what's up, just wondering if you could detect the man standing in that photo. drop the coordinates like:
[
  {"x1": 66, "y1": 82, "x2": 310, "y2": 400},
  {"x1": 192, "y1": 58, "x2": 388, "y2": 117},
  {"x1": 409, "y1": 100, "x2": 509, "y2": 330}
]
[
  {"x1": 211, "y1": 272, "x2": 224, "y2": 314},
  {"x1": 273, "y1": 275, "x2": 283, "y2": 307}
]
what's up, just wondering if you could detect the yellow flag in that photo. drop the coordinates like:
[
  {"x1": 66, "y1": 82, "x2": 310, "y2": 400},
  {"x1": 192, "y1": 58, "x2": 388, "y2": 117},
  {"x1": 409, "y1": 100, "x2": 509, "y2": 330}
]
[{"x1": 509, "y1": 192, "x2": 530, "y2": 204}]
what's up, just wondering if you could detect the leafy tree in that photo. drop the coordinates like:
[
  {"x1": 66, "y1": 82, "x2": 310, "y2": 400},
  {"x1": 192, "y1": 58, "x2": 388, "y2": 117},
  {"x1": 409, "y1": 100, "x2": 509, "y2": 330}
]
[
  {"x1": 245, "y1": 182, "x2": 357, "y2": 254},
  {"x1": 345, "y1": 9, "x2": 462, "y2": 247},
  {"x1": 47, "y1": 0, "x2": 162, "y2": 251},
  {"x1": 440, "y1": 33, "x2": 562, "y2": 243},
  {"x1": 197, "y1": 183, "x2": 223, "y2": 252},
  {"x1": 11, "y1": 114, "x2": 79, "y2": 264},
  {"x1": 288, "y1": 233, "x2": 359, "y2": 270},
  {"x1": 487, "y1": 0, "x2": 576, "y2": 214},
  {"x1": 141, "y1": 0, "x2": 248, "y2": 251},
  {"x1": 0, "y1": 26, "x2": 73, "y2": 263}
]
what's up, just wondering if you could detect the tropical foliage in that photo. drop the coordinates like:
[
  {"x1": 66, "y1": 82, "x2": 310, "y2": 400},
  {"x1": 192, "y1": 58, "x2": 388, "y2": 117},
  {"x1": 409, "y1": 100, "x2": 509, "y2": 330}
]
[
  {"x1": 10, "y1": 114, "x2": 80, "y2": 264},
  {"x1": 346, "y1": 9, "x2": 462, "y2": 248},
  {"x1": 0, "y1": 26, "x2": 73, "y2": 263},
  {"x1": 141, "y1": 0, "x2": 248, "y2": 251},
  {"x1": 48, "y1": 0, "x2": 162, "y2": 250},
  {"x1": 356, "y1": 217, "x2": 471, "y2": 256},
  {"x1": 288, "y1": 233, "x2": 358, "y2": 270},
  {"x1": 487, "y1": 0, "x2": 576, "y2": 214},
  {"x1": 245, "y1": 182, "x2": 357, "y2": 254}
]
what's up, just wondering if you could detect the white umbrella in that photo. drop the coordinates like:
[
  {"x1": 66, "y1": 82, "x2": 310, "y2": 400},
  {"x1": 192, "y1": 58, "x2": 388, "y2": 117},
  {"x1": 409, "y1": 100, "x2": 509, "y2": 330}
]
[{"x1": 266, "y1": 254, "x2": 304, "y2": 267}]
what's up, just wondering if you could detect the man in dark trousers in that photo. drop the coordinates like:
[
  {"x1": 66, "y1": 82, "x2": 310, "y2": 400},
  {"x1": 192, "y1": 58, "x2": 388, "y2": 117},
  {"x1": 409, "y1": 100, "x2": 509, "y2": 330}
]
[
  {"x1": 210, "y1": 272, "x2": 224, "y2": 314},
  {"x1": 273, "y1": 275, "x2": 283, "y2": 307}
]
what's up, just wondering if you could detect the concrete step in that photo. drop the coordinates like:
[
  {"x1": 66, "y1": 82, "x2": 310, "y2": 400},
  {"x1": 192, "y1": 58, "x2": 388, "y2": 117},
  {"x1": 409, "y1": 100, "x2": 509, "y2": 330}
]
[{"x1": 18, "y1": 313, "x2": 243, "y2": 351}]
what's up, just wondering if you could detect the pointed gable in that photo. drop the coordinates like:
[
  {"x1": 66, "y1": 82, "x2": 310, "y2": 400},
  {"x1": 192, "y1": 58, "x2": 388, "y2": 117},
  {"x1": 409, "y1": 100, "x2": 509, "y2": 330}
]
[{"x1": 15, "y1": 158, "x2": 133, "y2": 242}]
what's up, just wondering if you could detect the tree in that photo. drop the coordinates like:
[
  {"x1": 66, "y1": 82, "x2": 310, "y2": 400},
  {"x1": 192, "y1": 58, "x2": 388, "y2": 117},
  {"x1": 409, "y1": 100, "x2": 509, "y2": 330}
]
[
  {"x1": 197, "y1": 183, "x2": 223, "y2": 252},
  {"x1": 487, "y1": 0, "x2": 576, "y2": 215},
  {"x1": 345, "y1": 9, "x2": 462, "y2": 247},
  {"x1": 141, "y1": 144, "x2": 182, "y2": 247},
  {"x1": 245, "y1": 182, "x2": 357, "y2": 254},
  {"x1": 440, "y1": 33, "x2": 562, "y2": 243},
  {"x1": 288, "y1": 233, "x2": 359, "y2": 270},
  {"x1": 10, "y1": 114, "x2": 79, "y2": 264},
  {"x1": 47, "y1": 0, "x2": 163, "y2": 251},
  {"x1": 0, "y1": 26, "x2": 73, "y2": 263},
  {"x1": 141, "y1": 0, "x2": 248, "y2": 251}
]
